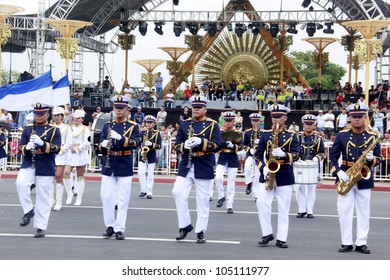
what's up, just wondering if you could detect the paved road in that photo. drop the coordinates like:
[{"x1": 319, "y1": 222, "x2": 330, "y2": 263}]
[{"x1": 0, "y1": 178, "x2": 389, "y2": 260}]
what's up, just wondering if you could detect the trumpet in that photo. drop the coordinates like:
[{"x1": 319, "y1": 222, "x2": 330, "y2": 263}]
[{"x1": 141, "y1": 133, "x2": 150, "y2": 162}]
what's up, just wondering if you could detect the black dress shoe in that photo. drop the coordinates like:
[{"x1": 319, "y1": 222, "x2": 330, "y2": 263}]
[
  {"x1": 216, "y1": 197, "x2": 225, "y2": 208},
  {"x1": 34, "y1": 228, "x2": 46, "y2": 238},
  {"x1": 246, "y1": 182, "x2": 252, "y2": 195},
  {"x1": 115, "y1": 231, "x2": 125, "y2": 240},
  {"x1": 196, "y1": 231, "x2": 206, "y2": 244},
  {"x1": 307, "y1": 214, "x2": 314, "y2": 219},
  {"x1": 139, "y1": 192, "x2": 147, "y2": 198},
  {"x1": 276, "y1": 240, "x2": 288, "y2": 248},
  {"x1": 30, "y1": 184, "x2": 36, "y2": 191},
  {"x1": 209, "y1": 197, "x2": 213, "y2": 201},
  {"x1": 258, "y1": 234, "x2": 274, "y2": 246},
  {"x1": 176, "y1": 224, "x2": 193, "y2": 240},
  {"x1": 296, "y1": 212, "x2": 307, "y2": 218},
  {"x1": 227, "y1": 208, "x2": 234, "y2": 214},
  {"x1": 20, "y1": 209, "x2": 34, "y2": 226},
  {"x1": 146, "y1": 195, "x2": 152, "y2": 199},
  {"x1": 355, "y1": 245, "x2": 370, "y2": 254},
  {"x1": 338, "y1": 244, "x2": 353, "y2": 253},
  {"x1": 103, "y1": 226, "x2": 115, "y2": 238}
]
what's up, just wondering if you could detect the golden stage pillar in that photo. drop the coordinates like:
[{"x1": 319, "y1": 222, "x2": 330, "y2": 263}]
[
  {"x1": 341, "y1": 20, "x2": 390, "y2": 105},
  {"x1": 302, "y1": 37, "x2": 339, "y2": 85},
  {"x1": 133, "y1": 59, "x2": 165, "y2": 90},
  {"x1": 118, "y1": 33, "x2": 136, "y2": 88},
  {"x1": 159, "y1": 47, "x2": 189, "y2": 95},
  {"x1": 44, "y1": 19, "x2": 92, "y2": 72},
  {"x1": 0, "y1": 4, "x2": 24, "y2": 86}
]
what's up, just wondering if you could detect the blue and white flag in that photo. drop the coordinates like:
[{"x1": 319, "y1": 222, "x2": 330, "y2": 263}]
[
  {"x1": 52, "y1": 73, "x2": 70, "y2": 106},
  {"x1": 0, "y1": 70, "x2": 52, "y2": 111}
]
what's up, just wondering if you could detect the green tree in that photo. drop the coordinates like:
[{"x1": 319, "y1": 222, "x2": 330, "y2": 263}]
[
  {"x1": 1, "y1": 70, "x2": 22, "y2": 85},
  {"x1": 289, "y1": 51, "x2": 346, "y2": 90}
]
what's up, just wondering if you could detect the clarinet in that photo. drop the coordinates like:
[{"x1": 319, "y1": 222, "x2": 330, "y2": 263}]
[
  {"x1": 186, "y1": 114, "x2": 195, "y2": 168},
  {"x1": 31, "y1": 115, "x2": 37, "y2": 168},
  {"x1": 104, "y1": 112, "x2": 113, "y2": 168}
]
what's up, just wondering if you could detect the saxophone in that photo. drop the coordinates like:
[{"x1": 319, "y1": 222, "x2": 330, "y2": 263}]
[
  {"x1": 141, "y1": 132, "x2": 150, "y2": 162},
  {"x1": 336, "y1": 129, "x2": 381, "y2": 195},
  {"x1": 265, "y1": 123, "x2": 281, "y2": 191}
]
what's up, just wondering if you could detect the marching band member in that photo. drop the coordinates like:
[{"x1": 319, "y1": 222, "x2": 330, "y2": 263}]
[
  {"x1": 215, "y1": 111, "x2": 242, "y2": 214},
  {"x1": 255, "y1": 104, "x2": 299, "y2": 248},
  {"x1": 138, "y1": 115, "x2": 162, "y2": 199},
  {"x1": 16, "y1": 103, "x2": 61, "y2": 237},
  {"x1": 329, "y1": 104, "x2": 382, "y2": 254},
  {"x1": 0, "y1": 128, "x2": 6, "y2": 163},
  {"x1": 294, "y1": 114, "x2": 325, "y2": 219},
  {"x1": 243, "y1": 113, "x2": 262, "y2": 196},
  {"x1": 172, "y1": 95, "x2": 221, "y2": 244},
  {"x1": 99, "y1": 96, "x2": 139, "y2": 240},
  {"x1": 63, "y1": 109, "x2": 90, "y2": 206},
  {"x1": 51, "y1": 106, "x2": 72, "y2": 211}
]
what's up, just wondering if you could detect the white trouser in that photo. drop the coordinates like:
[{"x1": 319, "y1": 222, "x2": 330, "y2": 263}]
[
  {"x1": 252, "y1": 168, "x2": 261, "y2": 198},
  {"x1": 244, "y1": 156, "x2": 255, "y2": 185},
  {"x1": 256, "y1": 184, "x2": 293, "y2": 242},
  {"x1": 15, "y1": 168, "x2": 54, "y2": 230},
  {"x1": 172, "y1": 165, "x2": 213, "y2": 233},
  {"x1": 215, "y1": 163, "x2": 238, "y2": 209},
  {"x1": 337, "y1": 185, "x2": 371, "y2": 246},
  {"x1": 294, "y1": 183, "x2": 317, "y2": 214},
  {"x1": 100, "y1": 175, "x2": 132, "y2": 233},
  {"x1": 138, "y1": 161, "x2": 155, "y2": 195}
]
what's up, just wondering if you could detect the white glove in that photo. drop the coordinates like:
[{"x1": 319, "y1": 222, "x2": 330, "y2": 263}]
[
  {"x1": 30, "y1": 135, "x2": 43, "y2": 146},
  {"x1": 254, "y1": 139, "x2": 260, "y2": 144},
  {"x1": 262, "y1": 166, "x2": 269, "y2": 179},
  {"x1": 110, "y1": 130, "x2": 122, "y2": 140},
  {"x1": 337, "y1": 170, "x2": 349, "y2": 183},
  {"x1": 226, "y1": 141, "x2": 234, "y2": 148},
  {"x1": 145, "y1": 140, "x2": 153, "y2": 147},
  {"x1": 184, "y1": 139, "x2": 192, "y2": 150},
  {"x1": 249, "y1": 148, "x2": 255, "y2": 155},
  {"x1": 188, "y1": 136, "x2": 202, "y2": 147},
  {"x1": 312, "y1": 157, "x2": 319, "y2": 163},
  {"x1": 366, "y1": 151, "x2": 374, "y2": 161},
  {"x1": 101, "y1": 140, "x2": 109, "y2": 148},
  {"x1": 26, "y1": 142, "x2": 35, "y2": 151},
  {"x1": 272, "y1": 148, "x2": 285, "y2": 158}
]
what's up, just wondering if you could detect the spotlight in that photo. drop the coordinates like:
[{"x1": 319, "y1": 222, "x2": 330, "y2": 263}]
[
  {"x1": 119, "y1": 20, "x2": 130, "y2": 33},
  {"x1": 323, "y1": 22, "x2": 334, "y2": 34},
  {"x1": 270, "y1": 23, "x2": 279, "y2": 38},
  {"x1": 173, "y1": 22, "x2": 182, "y2": 37},
  {"x1": 302, "y1": 0, "x2": 311, "y2": 8},
  {"x1": 235, "y1": 23, "x2": 245, "y2": 37},
  {"x1": 261, "y1": 23, "x2": 270, "y2": 32},
  {"x1": 173, "y1": 0, "x2": 179, "y2": 5},
  {"x1": 208, "y1": 22, "x2": 218, "y2": 37},
  {"x1": 327, "y1": 7, "x2": 333, "y2": 13},
  {"x1": 316, "y1": 23, "x2": 323, "y2": 30},
  {"x1": 306, "y1": 22, "x2": 316, "y2": 37},
  {"x1": 138, "y1": 21, "x2": 148, "y2": 36},
  {"x1": 227, "y1": 22, "x2": 233, "y2": 31},
  {"x1": 154, "y1": 22, "x2": 164, "y2": 35},
  {"x1": 309, "y1": 6, "x2": 314, "y2": 11},
  {"x1": 286, "y1": 23, "x2": 298, "y2": 34},
  {"x1": 188, "y1": 23, "x2": 199, "y2": 35},
  {"x1": 251, "y1": 23, "x2": 260, "y2": 36}
]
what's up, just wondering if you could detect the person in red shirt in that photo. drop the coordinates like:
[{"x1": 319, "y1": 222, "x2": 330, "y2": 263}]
[{"x1": 183, "y1": 85, "x2": 192, "y2": 100}]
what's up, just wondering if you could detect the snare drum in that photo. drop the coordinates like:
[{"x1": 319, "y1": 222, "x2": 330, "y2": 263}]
[{"x1": 293, "y1": 160, "x2": 319, "y2": 184}]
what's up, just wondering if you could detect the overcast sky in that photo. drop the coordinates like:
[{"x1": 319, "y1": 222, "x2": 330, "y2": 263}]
[{"x1": 0, "y1": 0, "x2": 383, "y2": 91}]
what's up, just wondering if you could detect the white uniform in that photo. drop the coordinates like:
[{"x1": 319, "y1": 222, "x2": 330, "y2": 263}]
[{"x1": 68, "y1": 124, "x2": 90, "y2": 166}]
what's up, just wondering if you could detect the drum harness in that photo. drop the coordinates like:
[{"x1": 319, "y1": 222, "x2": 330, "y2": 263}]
[{"x1": 300, "y1": 133, "x2": 317, "y2": 161}]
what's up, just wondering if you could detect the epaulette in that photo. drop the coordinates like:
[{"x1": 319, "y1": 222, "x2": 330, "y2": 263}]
[
  {"x1": 286, "y1": 129, "x2": 297, "y2": 134},
  {"x1": 206, "y1": 117, "x2": 218, "y2": 123},
  {"x1": 127, "y1": 120, "x2": 138, "y2": 126},
  {"x1": 181, "y1": 118, "x2": 192, "y2": 123},
  {"x1": 339, "y1": 127, "x2": 351, "y2": 133},
  {"x1": 26, "y1": 124, "x2": 34, "y2": 127},
  {"x1": 261, "y1": 129, "x2": 272, "y2": 132}
]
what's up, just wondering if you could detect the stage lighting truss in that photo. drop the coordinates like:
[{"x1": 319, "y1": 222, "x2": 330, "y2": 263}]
[
  {"x1": 323, "y1": 22, "x2": 334, "y2": 34},
  {"x1": 139, "y1": 21, "x2": 148, "y2": 36},
  {"x1": 154, "y1": 21, "x2": 165, "y2": 35}
]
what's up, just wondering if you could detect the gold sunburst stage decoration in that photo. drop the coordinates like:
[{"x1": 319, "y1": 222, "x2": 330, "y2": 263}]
[{"x1": 196, "y1": 30, "x2": 281, "y2": 89}]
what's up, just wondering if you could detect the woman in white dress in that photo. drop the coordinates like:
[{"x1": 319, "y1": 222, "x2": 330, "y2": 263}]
[
  {"x1": 63, "y1": 109, "x2": 90, "y2": 206},
  {"x1": 51, "y1": 107, "x2": 72, "y2": 210}
]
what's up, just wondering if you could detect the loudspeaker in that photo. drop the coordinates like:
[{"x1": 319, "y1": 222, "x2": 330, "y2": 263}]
[{"x1": 91, "y1": 95, "x2": 103, "y2": 107}]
